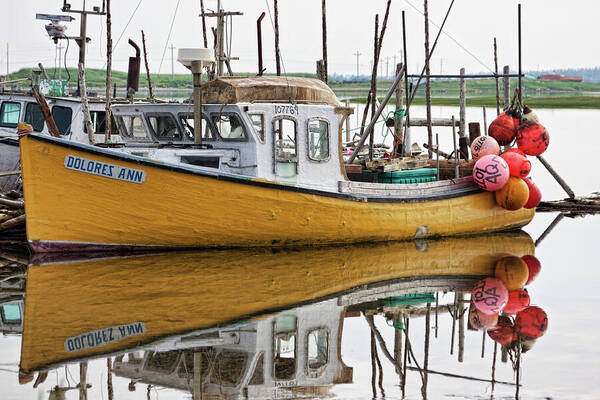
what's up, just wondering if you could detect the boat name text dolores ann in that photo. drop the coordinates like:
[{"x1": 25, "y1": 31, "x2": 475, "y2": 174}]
[{"x1": 64, "y1": 155, "x2": 146, "y2": 184}]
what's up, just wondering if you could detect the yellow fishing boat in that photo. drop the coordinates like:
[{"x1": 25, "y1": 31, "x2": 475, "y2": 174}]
[
  {"x1": 20, "y1": 233, "x2": 534, "y2": 375},
  {"x1": 18, "y1": 75, "x2": 533, "y2": 252}
]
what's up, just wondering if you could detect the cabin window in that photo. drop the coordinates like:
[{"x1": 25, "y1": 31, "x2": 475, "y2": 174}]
[
  {"x1": 0, "y1": 303, "x2": 21, "y2": 325},
  {"x1": 145, "y1": 351, "x2": 179, "y2": 373},
  {"x1": 24, "y1": 103, "x2": 44, "y2": 132},
  {"x1": 147, "y1": 114, "x2": 181, "y2": 141},
  {"x1": 274, "y1": 117, "x2": 297, "y2": 162},
  {"x1": 274, "y1": 312, "x2": 297, "y2": 380},
  {"x1": 212, "y1": 114, "x2": 247, "y2": 140},
  {"x1": 249, "y1": 114, "x2": 265, "y2": 142},
  {"x1": 85, "y1": 111, "x2": 118, "y2": 135},
  {"x1": 307, "y1": 119, "x2": 330, "y2": 161},
  {"x1": 307, "y1": 329, "x2": 329, "y2": 372},
  {"x1": 177, "y1": 348, "x2": 214, "y2": 379},
  {"x1": 0, "y1": 102, "x2": 21, "y2": 128},
  {"x1": 51, "y1": 105, "x2": 73, "y2": 135},
  {"x1": 179, "y1": 113, "x2": 213, "y2": 141},
  {"x1": 210, "y1": 350, "x2": 248, "y2": 386},
  {"x1": 117, "y1": 115, "x2": 151, "y2": 141}
]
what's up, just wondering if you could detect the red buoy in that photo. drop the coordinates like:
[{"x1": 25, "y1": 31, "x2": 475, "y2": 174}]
[
  {"x1": 522, "y1": 177, "x2": 542, "y2": 209},
  {"x1": 489, "y1": 112, "x2": 518, "y2": 146},
  {"x1": 515, "y1": 306, "x2": 548, "y2": 339},
  {"x1": 516, "y1": 121, "x2": 550, "y2": 156},
  {"x1": 488, "y1": 315, "x2": 514, "y2": 345},
  {"x1": 522, "y1": 255, "x2": 542, "y2": 285},
  {"x1": 503, "y1": 289, "x2": 531, "y2": 314},
  {"x1": 500, "y1": 151, "x2": 531, "y2": 178}
]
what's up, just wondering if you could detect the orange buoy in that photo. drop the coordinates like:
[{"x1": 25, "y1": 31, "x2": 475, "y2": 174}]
[
  {"x1": 495, "y1": 177, "x2": 530, "y2": 211},
  {"x1": 522, "y1": 177, "x2": 542, "y2": 209},
  {"x1": 515, "y1": 306, "x2": 548, "y2": 339},
  {"x1": 495, "y1": 255, "x2": 529, "y2": 290},
  {"x1": 469, "y1": 304, "x2": 499, "y2": 329},
  {"x1": 503, "y1": 289, "x2": 531, "y2": 314},
  {"x1": 522, "y1": 255, "x2": 542, "y2": 285},
  {"x1": 471, "y1": 136, "x2": 500, "y2": 160},
  {"x1": 516, "y1": 121, "x2": 550, "y2": 156},
  {"x1": 488, "y1": 315, "x2": 514, "y2": 346},
  {"x1": 489, "y1": 112, "x2": 518, "y2": 146},
  {"x1": 500, "y1": 151, "x2": 531, "y2": 178}
]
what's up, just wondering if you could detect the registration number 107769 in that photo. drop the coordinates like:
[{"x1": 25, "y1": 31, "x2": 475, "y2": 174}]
[{"x1": 274, "y1": 105, "x2": 299, "y2": 115}]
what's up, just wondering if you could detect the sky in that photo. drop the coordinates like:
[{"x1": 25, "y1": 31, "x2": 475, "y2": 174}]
[{"x1": 0, "y1": 0, "x2": 598, "y2": 77}]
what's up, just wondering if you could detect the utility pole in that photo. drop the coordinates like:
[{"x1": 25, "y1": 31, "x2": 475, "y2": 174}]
[
  {"x1": 6, "y1": 43, "x2": 9, "y2": 79},
  {"x1": 354, "y1": 51, "x2": 361, "y2": 79},
  {"x1": 60, "y1": 1, "x2": 106, "y2": 96},
  {"x1": 200, "y1": 2, "x2": 242, "y2": 78},
  {"x1": 58, "y1": 42, "x2": 63, "y2": 80},
  {"x1": 170, "y1": 44, "x2": 175, "y2": 82},
  {"x1": 386, "y1": 56, "x2": 390, "y2": 79}
]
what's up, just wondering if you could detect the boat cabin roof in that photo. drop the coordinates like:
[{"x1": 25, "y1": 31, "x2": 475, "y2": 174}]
[{"x1": 200, "y1": 76, "x2": 340, "y2": 106}]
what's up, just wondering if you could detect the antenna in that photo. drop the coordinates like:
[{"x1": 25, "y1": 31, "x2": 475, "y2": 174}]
[{"x1": 200, "y1": 3, "x2": 243, "y2": 77}]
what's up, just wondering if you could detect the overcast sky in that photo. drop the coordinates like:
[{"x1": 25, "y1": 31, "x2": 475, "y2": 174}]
[{"x1": 0, "y1": 0, "x2": 598, "y2": 77}]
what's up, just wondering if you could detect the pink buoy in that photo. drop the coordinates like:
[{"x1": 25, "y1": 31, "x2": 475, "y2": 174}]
[
  {"x1": 472, "y1": 277, "x2": 509, "y2": 315},
  {"x1": 471, "y1": 136, "x2": 500, "y2": 160},
  {"x1": 469, "y1": 303, "x2": 499, "y2": 330},
  {"x1": 472, "y1": 155, "x2": 510, "y2": 191}
]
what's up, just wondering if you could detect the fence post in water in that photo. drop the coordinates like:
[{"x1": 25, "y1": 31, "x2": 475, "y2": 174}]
[
  {"x1": 459, "y1": 68, "x2": 469, "y2": 158},
  {"x1": 502, "y1": 65, "x2": 510, "y2": 110}
]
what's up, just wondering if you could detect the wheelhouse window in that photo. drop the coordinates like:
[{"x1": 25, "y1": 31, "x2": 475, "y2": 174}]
[
  {"x1": 274, "y1": 313, "x2": 297, "y2": 380},
  {"x1": 0, "y1": 303, "x2": 21, "y2": 325},
  {"x1": 274, "y1": 117, "x2": 297, "y2": 162},
  {"x1": 249, "y1": 114, "x2": 265, "y2": 142},
  {"x1": 0, "y1": 102, "x2": 21, "y2": 128},
  {"x1": 212, "y1": 113, "x2": 247, "y2": 140},
  {"x1": 307, "y1": 329, "x2": 329, "y2": 372},
  {"x1": 85, "y1": 111, "x2": 118, "y2": 135},
  {"x1": 147, "y1": 114, "x2": 181, "y2": 141},
  {"x1": 117, "y1": 115, "x2": 151, "y2": 141},
  {"x1": 179, "y1": 113, "x2": 213, "y2": 141},
  {"x1": 308, "y1": 119, "x2": 329, "y2": 161},
  {"x1": 51, "y1": 105, "x2": 73, "y2": 135},
  {"x1": 24, "y1": 103, "x2": 44, "y2": 132}
]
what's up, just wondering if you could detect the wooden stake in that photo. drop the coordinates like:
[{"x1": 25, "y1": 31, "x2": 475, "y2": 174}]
[
  {"x1": 424, "y1": 0, "x2": 433, "y2": 158},
  {"x1": 422, "y1": 303, "x2": 431, "y2": 399},
  {"x1": 483, "y1": 105, "x2": 488, "y2": 135},
  {"x1": 274, "y1": 0, "x2": 281, "y2": 76},
  {"x1": 459, "y1": 67, "x2": 467, "y2": 140},
  {"x1": 141, "y1": 31, "x2": 154, "y2": 101},
  {"x1": 345, "y1": 99, "x2": 351, "y2": 143},
  {"x1": 105, "y1": 0, "x2": 112, "y2": 143},
  {"x1": 370, "y1": 331, "x2": 377, "y2": 398},
  {"x1": 321, "y1": 0, "x2": 328, "y2": 84},
  {"x1": 78, "y1": 63, "x2": 95, "y2": 144},
  {"x1": 31, "y1": 87, "x2": 61, "y2": 138},
  {"x1": 537, "y1": 155, "x2": 576, "y2": 199},
  {"x1": 457, "y1": 292, "x2": 465, "y2": 363},
  {"x1": 452, "y1": 116, "x2": 459, "y2": 178},
  {"x1": 369, "y1": 14, "x2": 379, "y2": 161},
  {"x1": 393, "y1": 63, "x2": 404, "y2": 156},
  {"x1": 79, "y1": 362, "x2": 88, "y2": 400},
  {"x1": 193, "y1": 352, "x2": 202, "y2": 400},
  {"x1": 503, "y1": 65, "x2": 510, "y2": 110},
  {"x1": 494, "y1": 38, "x2": 500, "y2": 115},
  {"x1": 200, "y1": 0, "x2": 208, "y2": 48},
  {"x1": 107, "y1": 358, "x2": 114, "y2": 400},
  {"x1": 394, "y1": 313, "x2": 403, "y2": 377}
]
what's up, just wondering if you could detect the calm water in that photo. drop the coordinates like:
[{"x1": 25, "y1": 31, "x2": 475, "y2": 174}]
[{"x1": 1, "y1": 107, "x2": 599, "y2": 399}]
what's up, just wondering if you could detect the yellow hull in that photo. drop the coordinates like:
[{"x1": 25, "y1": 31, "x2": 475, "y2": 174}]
[
  {"x1": 20, "y1": 134, "x2": 535, "y2": 251},
  {"x1": 20, "y1": 233, "x2": 534, "y2": 373}
]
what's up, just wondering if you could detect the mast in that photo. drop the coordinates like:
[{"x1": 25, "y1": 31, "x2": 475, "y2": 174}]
[{"x1": 200, "y1": 4, "x2": 242, "y2": 78}]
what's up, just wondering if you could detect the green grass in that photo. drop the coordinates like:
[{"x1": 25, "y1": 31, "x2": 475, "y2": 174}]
[{"x1": 348, "y1": 95, "x2": 600, "y2": 109}]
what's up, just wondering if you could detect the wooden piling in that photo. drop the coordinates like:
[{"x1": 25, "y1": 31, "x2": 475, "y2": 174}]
[
  {"x1": 274, "y1": 0, "x2": 281, "y2": 76},
  {"x1": 394, "y1": 314, "x2": 403, "y2": 377},
  {"x1": 78, "y1": 63, "x2": 95, "y2": 144},
  {"x1": 369, "y1": 15, "x2": 379, "y2": 161},
  {"x1": 452, "y1": 116, "x2": 459, "y2": 178},
  {"x1": 537, "y1": 155, "x2": 576, "y2": 199},
  {"x1": 200, "y1": 0, "x2": 208, "y2": 48},
  {"x1": 105, "y1": 0, "x2": 112, "y2": 143},
  {"x1": 193, "y1": 352, "x2": 202, "y2": 400},
  {"x1": 494, "y1": 38, "x2": 500, "y2": 115},
  {"x1": 483, "y1": 105, "x2": 488, "y2": 135},
  {"x1": 457, "y1": 292, "x2": 465, "y2": 363},
  {"x1": 141, "y1": 31, "x2": 154, "y2": 101},
  {"x1": 31, "y1": 88, "x2": 60, "y2": 138},
  {"x1": 459, "y1": 68, "x2": 468, "y2": 156},
  {"x1": 503, "y1": 65, "x2": 510, "y2": 110},
  {"x1": 345, "y1": 99, "x2": 351, "y2": 143},
  {"x1": 107, "y1": 358, "x2": 114, "y2": 400},
  {"x1": 424, "y1": 0, "x2": 433, "y2": 159},
  {"x1": 468, "y1": 122, "x2": 481, "y2": 146},
  {"x1": 422, "y1": 303, "x2": 431, "y2": 398},
  {"x1": 79, "y1": 362, "x2": 88, "y2": 400},
  {"x1": 394, "y1": 63, "x2": 404, "y2": 156}
]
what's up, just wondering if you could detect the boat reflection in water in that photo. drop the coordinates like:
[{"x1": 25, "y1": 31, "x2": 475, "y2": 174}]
[
  {"x1": 0, "y1": 246, "x2": 27, "y2": 336},
  {"x1": 16, "y1": 232, "x2": 545, "y2": 399}
]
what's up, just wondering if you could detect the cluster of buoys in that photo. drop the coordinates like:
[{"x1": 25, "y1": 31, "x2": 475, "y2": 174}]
[
  {"x1": 469, "y1": 253, "x2": 548, "y2": 351},
  {"x1": 470, "y1": 106, "x2": 547, "y2": 211}
]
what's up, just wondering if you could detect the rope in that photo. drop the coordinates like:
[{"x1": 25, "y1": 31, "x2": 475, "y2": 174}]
[
  {"x1": 159, "y1": 0, "x2": 181, "y2": 74},
  {"x1": 404, "y1": 0, "x2": 495, "y2": 74}
]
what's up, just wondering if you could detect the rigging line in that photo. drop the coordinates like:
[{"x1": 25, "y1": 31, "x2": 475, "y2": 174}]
[
  {"x1": 403, "y1": 0, "x2": 494, "y2": 73},
  {"x1": 102, "y1": 0, "x2": 143, "y2": 69},
  {"x1": 159, "y1": 0, "x2": 182, "y2": 74},
  {"x1": 265, "y1": 0, "x2": 295, "y2": 104}
]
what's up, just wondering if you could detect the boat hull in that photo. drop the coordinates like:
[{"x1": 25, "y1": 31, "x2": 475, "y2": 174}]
[
  {"x1": 20, "y1": 134, "x2": 535, "y2": 252},
  {"x1": 0, "y1": 138, "x2": 20, "y2": 190}
]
